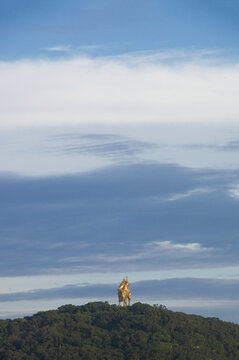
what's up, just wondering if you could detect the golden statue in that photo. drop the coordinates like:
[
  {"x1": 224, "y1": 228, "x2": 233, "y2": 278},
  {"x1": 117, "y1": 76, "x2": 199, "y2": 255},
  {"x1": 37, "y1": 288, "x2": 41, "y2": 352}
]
[{"x1": 118, "y1": 276, "x2": 131, "y2": 306}]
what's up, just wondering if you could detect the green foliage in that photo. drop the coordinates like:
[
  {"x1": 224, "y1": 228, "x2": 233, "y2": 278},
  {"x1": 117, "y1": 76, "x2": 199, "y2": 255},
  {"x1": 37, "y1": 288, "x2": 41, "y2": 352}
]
[{"x1": 0, "y1": 302, "x2": 238, "y2": 359}]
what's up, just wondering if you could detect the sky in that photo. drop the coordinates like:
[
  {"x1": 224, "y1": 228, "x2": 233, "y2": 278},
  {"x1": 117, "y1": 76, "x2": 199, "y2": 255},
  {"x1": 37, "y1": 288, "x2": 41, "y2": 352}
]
[{"x1": 1, "y1": 0, "x2": 239, "y2": 323}]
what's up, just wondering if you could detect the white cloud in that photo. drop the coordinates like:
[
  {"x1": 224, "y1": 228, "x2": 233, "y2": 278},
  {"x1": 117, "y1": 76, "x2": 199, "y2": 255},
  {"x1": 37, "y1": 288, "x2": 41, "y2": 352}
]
[
  {"x1": 93, "y1": 240, "x2": 213, "y2": 265},
  {"x1": 0, "y1": 52, "x2": 239, "y2": 128},
  {"x1": 166, "y1": 187, "x2": 214, "y2": 202},
  {"x1": 229, "y1": 187, "x2": 239, "y2": 199},
  {"x1": 95, "y1": 253, "x2": 147, "y2": 263},
  {"x1": 152, "y1": 241, "x2": 212, "y2": 253},
  {"x1": 45, "y1": 45, "x2": 71, "y2": 52},
  {"x1": 115, "y1": 48, "x2": 220, "y2": 64}
]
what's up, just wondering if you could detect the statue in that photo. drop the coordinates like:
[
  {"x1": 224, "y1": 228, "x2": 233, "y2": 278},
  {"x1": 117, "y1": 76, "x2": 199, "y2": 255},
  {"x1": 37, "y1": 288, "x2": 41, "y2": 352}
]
[{"x1": 118, "y1": 276, "x2": 131, "y2": 306}]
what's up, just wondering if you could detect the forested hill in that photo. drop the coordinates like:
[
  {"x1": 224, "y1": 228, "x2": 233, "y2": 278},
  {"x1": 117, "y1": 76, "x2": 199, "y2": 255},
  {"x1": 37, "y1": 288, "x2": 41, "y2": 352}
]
[{"x1": 0, "y1": 302, "x2": 239, "y2": 360}]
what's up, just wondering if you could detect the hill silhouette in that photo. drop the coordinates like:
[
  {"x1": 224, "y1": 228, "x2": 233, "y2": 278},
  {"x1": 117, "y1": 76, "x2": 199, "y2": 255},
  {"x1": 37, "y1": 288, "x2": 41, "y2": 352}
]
[{"x1": 0, "y1": 302, "x2": 239, "y2": 359}]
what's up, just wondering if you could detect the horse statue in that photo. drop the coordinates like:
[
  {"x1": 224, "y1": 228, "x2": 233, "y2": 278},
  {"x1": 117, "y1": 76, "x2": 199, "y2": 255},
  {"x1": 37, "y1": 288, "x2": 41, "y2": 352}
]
[{"x1": 118, "y1": 276, "x2": 131, "y2": 306}]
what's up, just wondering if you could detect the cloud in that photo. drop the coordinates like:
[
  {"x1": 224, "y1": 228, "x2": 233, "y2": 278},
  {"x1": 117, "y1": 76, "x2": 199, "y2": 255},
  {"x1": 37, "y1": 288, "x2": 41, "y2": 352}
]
[
  {"x1": 77, "y1": 43, "x2": 128, "y2": 53},
  {"x1": 2, "y1": 278, "x2": 239, "y2": 322},
  {"x1": 221, "y1": 140, "x2": 239, "y2": 152},
  {"x1": 152, "y1": 241, "x2": 212, "y2": 253},
  {"x1": 165, "y1": 187, "x2": 214, "y2": 202},
  {"x1": 178, "y1": 139, "x2": 239, "y2": 152},
  {"x1": 229, "y1": 187, "x2": 239, "y2": 199},
  {"x1": 96, "y1": 240, "x2": 213, "y2": 264},
  {"x1": 0, "y1": 284, "x2": 115, "y2": 303},
  {"x1": 1, "y1": 278, "x2": 239, "y2": 303},
  {"x1": 133, "y1": 278, "x2": 239, "y2": 301},
  {"x1": 0, "y1": 52, "x2": 238, "y2": 128},
  {"x1": 46, "y1": 133, "x2": 156, "y2": 159},
  {"x1": 0, "y1": 163, "x2": 238, "y2": 276},
  {"x1": 115, "y1": 48, "x2": 221, "y2": 64},
  {"x1": 45, "y1": 45, "x2": 71, "y2": 52}
]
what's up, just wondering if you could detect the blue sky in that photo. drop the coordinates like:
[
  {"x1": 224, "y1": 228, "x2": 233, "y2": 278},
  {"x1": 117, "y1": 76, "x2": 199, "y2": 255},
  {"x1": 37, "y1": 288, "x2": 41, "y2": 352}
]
[
  {"x1": 1, "y1": 0, "x2": 239, "y2": 59},
  {"x1": 1, "y1": 0, "x2": 239, "y2": 322}
]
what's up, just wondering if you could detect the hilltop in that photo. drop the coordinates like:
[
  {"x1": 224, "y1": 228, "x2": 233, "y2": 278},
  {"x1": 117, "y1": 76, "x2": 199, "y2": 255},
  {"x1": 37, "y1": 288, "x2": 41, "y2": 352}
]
[{"x1": 0, "y1": 302, "x2": 239, "y2": 359}]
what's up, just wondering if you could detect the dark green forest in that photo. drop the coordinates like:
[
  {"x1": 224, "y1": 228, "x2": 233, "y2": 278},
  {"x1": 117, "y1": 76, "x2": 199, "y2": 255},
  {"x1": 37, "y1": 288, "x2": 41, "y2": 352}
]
[{"x1": 0, "y1": 302, "x2": 239, "y2": 359}]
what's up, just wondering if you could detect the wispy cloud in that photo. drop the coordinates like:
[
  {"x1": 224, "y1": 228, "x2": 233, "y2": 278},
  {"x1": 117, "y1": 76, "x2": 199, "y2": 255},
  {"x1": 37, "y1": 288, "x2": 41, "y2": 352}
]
[
  {"x1": 229, "y1": 187, "x2": 239, "y2": 199},
  {"x1": 95, "y1": 240, "x2": 214, "y2": 266},
  {"x1": 45, "y1": 133, "x2": 156, "y2": 160},
  {"x1": 165, "y1": 187, "x2": 214, "y2": 202},
  {"x1": 77, "y1": 43, "x2": 129, "y2": 53},
  {"x1": 0, "y1": 51, "x2": 238, "y2": 128},
  {"x1": 178, "y1": 139, "x2": 239, "y2": 152},
  {"x1": 0, "y1": 163, "x2": 237, "y2": 276},
  {"x1": 45, "y1": 45, "x2": 71, "y2": 52},
  {"x1": 2, "y1": 279, "x2": 239, "y2": 322},
  {"x1": 0, "y1": 278, "x2": 238, "y2": 303},
  {"x1": 114, "y1": 48, "x2": 221, "y2": 65},
  {"x1": 152, "y1": 241, "x2": 213, "y2": 253}
]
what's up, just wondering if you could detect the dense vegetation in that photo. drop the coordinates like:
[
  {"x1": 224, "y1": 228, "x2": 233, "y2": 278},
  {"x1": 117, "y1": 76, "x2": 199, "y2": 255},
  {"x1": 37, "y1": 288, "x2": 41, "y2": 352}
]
[{"x1": 0, "y1": 302, "x2": 239, "y2": 359}]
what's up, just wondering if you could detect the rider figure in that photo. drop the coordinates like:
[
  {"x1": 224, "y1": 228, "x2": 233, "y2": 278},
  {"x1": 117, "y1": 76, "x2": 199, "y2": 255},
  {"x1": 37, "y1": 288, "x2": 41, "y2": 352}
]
[{"x1": 118, "y1": 276, "x2": 131, "y2": 306}]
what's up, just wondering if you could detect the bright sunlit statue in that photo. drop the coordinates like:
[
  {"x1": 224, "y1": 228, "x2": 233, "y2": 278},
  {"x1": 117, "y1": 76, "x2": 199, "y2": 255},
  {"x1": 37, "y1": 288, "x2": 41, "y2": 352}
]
[{"x1": 118, "y1": 276, "x2": 131, "y2": 306}]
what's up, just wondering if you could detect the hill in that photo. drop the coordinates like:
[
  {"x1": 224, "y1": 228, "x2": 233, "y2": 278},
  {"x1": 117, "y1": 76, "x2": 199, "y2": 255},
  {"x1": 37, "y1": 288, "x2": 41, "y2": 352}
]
[{"x1": 0, "y1": 302, "x2": 239, "y2": 359}]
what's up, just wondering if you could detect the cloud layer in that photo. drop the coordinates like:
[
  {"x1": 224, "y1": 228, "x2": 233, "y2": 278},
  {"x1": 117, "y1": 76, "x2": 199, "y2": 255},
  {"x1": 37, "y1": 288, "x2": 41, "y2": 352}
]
[
  {"x1": 1, "y1": 53, "x2": 239, "y2": 128},
  {"x1": 2, "y1": 278, "x2": 239, "y2": 303},
  {"x1": 0, "y1": 163, "x2": 239, "y2": 276}
]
